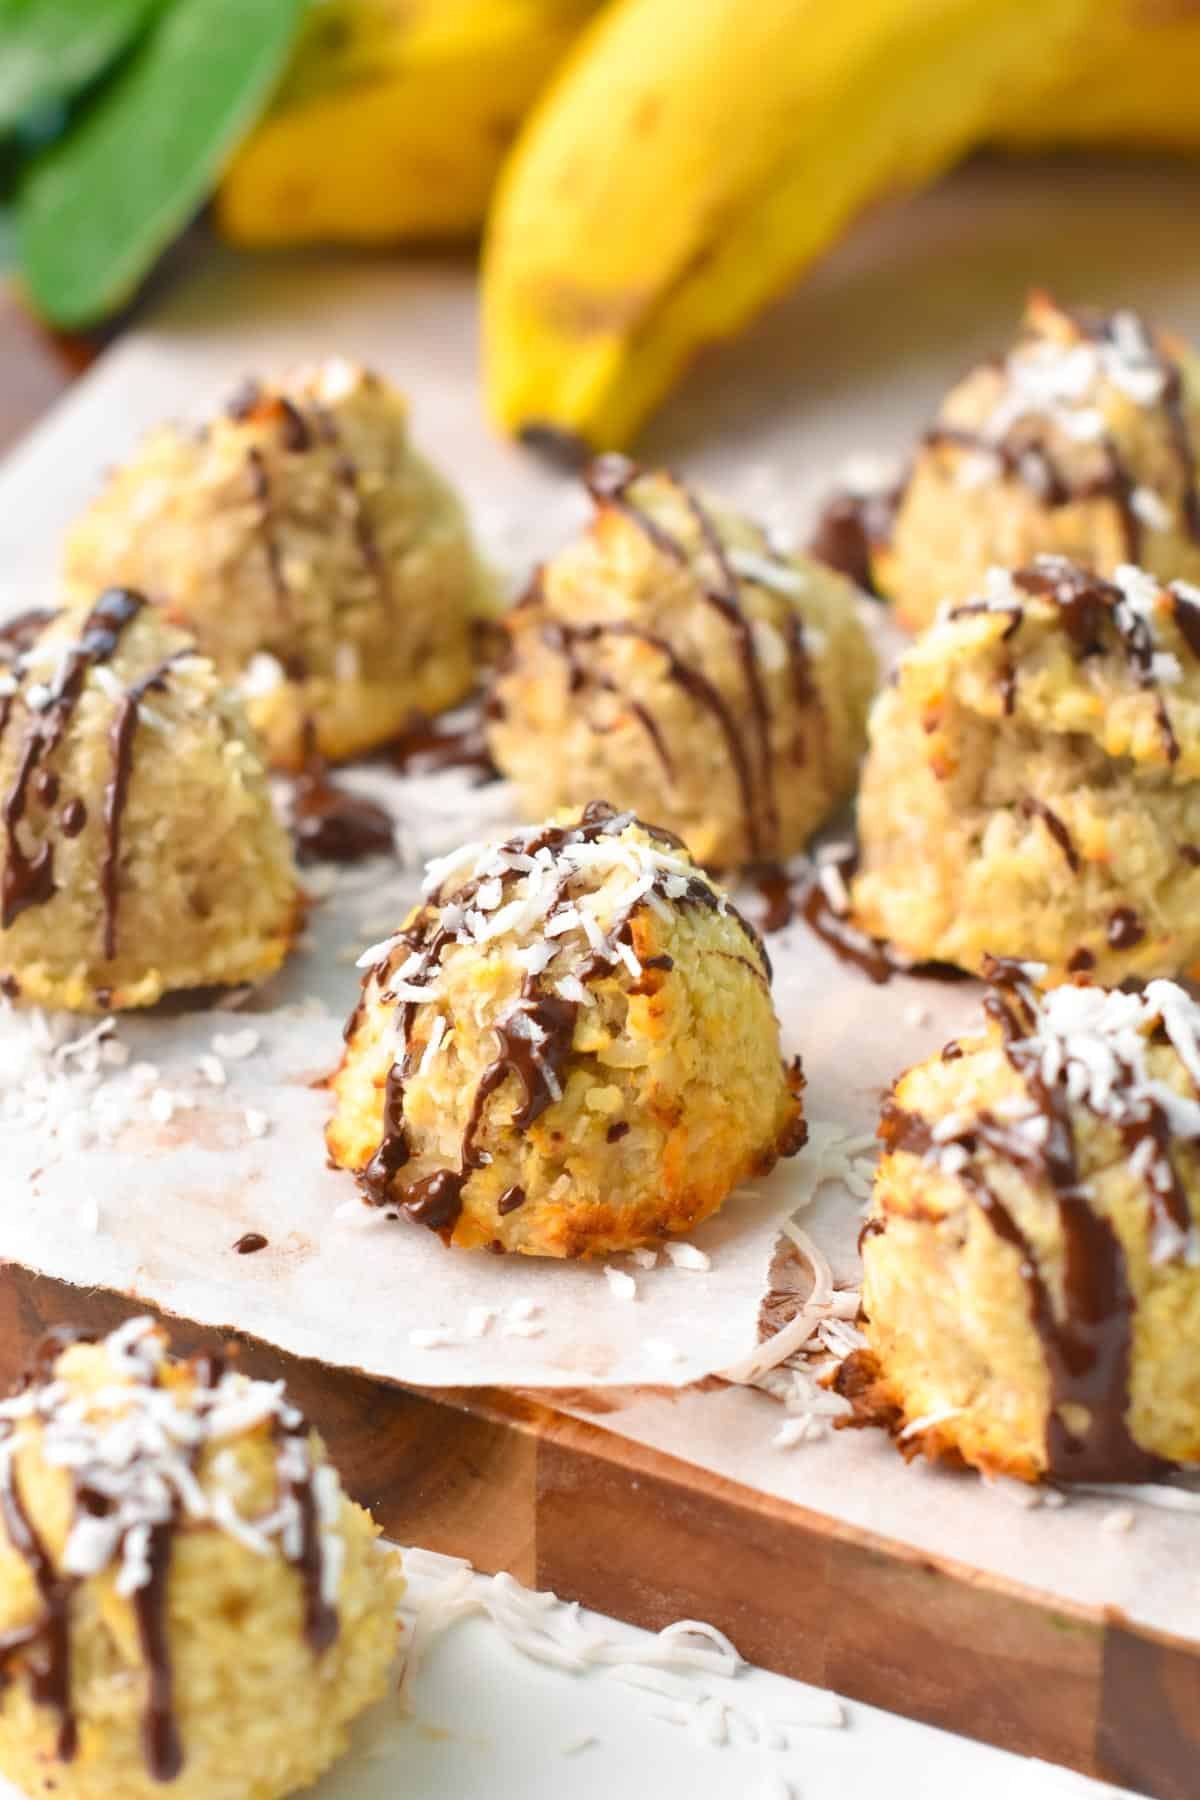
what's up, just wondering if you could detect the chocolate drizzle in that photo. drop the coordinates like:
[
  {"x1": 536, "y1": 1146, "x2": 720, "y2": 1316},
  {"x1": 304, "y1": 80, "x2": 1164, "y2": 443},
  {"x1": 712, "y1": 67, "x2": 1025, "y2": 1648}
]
[
  {"x1": 0, "y1": 1325, "x2": 342, "y2": 1780},
  {"x1": 928, "y1": 305, "x2": 1200, "y2": 560},
  {"x1": 131, "y1": 1517, "x2": 183, "y2": 1780},
  {"x1": 539, "y1": 620, "x2": 682, "y2": 787},
  {"x1": 748, "y1": 863, "x2": 796, "y2": 933},
  {"x1": 1001, "y1": 559, "x2": 1185, "y2": 761},
  {"x1": 0, "y1": 589, "x2": 146, "y2": 934},
  {"x1": 355, "y1": 801, "x2": 767, "y2": 1229},
  {"x1": 101, "y1": 656, "x2": 178, "y2": 959},
  {"x1": 246, "y1": 447, "x2": 290, "y2": 626},
  {"x1": 274, "y1": 1419, "x2": 338, "y2": 1654},
  {"x1": 1021, "y1": 797, "x2": 1079, "y2": 873},
  {"x1": 0, "y1": 1451, "x2": 74, "y2": 1758},
  {"x1": 881, "y1": 961, "x2": 1195, "y2": 1480},
  {"x1": 1107, "y1": 906, "x2": 1145, "y2": 950},
  {"x1": 542, "y1": 617, "x2": 760, "y2": 853},
  {"x1": 552, "y1": 456, "x2": 819, "y2": 860},
  {"x1": 374, "y1": 697, "x2": 499, "y2": 786},
  {"x1": 807, "y1": 487, "x2": 899, "y2": 592},
  {"x1": 800, "y1": 851, "x2": 968, "y2": 986},
  {"x1": 311, "y1": 405, "x2": 389, "y2": 605},
  {"x1": 880, "y1": 1094, "x2": 1162, "y2": 1481},
  {"x1": 290, "y1": 733, "x2": 394, "y2": 866}
]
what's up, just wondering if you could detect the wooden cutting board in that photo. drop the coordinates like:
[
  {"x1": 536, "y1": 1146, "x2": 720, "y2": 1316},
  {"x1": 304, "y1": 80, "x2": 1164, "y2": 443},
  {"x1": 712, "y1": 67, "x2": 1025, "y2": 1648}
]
[{"x1": 0, "y1": 267, "x2": 1195, "y2": 1800}]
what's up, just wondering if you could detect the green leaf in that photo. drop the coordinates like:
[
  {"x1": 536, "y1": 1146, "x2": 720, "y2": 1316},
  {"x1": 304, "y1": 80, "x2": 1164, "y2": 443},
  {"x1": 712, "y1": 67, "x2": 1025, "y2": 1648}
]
[
  {"x1": 0, "y1": 0, "x2": 164, "y2": 135},
  {"x1": 16, "y1": 0, "x2": 305, "y2": 327}
]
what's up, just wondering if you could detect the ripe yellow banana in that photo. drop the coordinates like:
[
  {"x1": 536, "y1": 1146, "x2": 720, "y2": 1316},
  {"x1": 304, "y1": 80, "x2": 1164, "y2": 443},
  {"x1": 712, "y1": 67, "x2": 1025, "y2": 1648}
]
[
  {"x1": 992, "y1": 9, "x2": 1200, "y2": 153},
  {"x1": 481, "y1": 0, "x2": 1193, "y2": 452},
  {"x1": 217, "y1": 0, "x2": 599, "y2": 246}
]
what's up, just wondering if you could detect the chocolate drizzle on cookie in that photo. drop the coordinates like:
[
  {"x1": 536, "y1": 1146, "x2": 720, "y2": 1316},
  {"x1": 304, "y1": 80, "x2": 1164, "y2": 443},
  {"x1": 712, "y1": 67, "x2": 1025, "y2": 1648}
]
[
  {"x1": 0, "y1": 1320, "x2": 340, "y2": 1781},
  {"x1": 354, "y1": 801, "x2": 769, "y2": 1230},
  {"x1": 230, "y1": 371, "x2": 397, "y2": 686},
  {"x1": 101, "y1": 654, "x2": 182, "y2": 958},
  {"x1": 374, "y1": 698, "x2": 500, "y2": 786},
  {"x1": 310, "y1": 404, "x2": 390, "y2": 606},
  {"x1": 1020, "y1": 797, "x2": 1079, "y2": 874},
  {"x1": 924, "y1": 303, "x2": 1200, "y2": 560},
  {"x1": 0, "y1": 590, "x2": 158, "y2": 945},
  {"x1": 290, "y1": 728, "x2": 395, "y2": 866},
  {"x1": 516, "y1": 456, "x2": 822, "y2": 861},
  {"x1": 878, "y1": 961, "x2": 1200, "y2": 1479},
  {"x1": 947, "y1": 557, "x2": 1194, "y2": 762}
]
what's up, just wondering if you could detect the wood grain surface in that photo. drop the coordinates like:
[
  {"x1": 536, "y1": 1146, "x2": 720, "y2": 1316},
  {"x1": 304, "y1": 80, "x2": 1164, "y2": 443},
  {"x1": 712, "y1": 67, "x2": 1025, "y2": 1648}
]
[
  {"x1": 0, "y1": 1264, "x2": 1195, "y2": 1800},
  {"x1": 0, "y1": 283, "x2": 1196, "y2": 1800}
]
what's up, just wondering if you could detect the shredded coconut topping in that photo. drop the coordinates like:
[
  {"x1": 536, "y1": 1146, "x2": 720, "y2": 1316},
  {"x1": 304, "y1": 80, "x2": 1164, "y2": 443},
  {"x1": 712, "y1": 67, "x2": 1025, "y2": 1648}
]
[
  {"x1": 985, "y1": 308, "x2": 1167, "y2": 448},
  {"x1": 373, "y1": 806, "x2": 735, "y2": 1019},
  {"x1": 0, "y1": 1320, "x2": 337, "y2": 1606},
  {"x1": 997, "y1": 977, "x2": 1200, "y2": 1262}
]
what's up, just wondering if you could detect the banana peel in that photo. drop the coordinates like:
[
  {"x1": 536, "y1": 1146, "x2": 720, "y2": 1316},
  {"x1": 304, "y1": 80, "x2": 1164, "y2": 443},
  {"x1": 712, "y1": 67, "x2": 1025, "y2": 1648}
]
[
  {"x1": 992, "y1": 7, "x2": 1200, "y2": 153},
  {"x1": 482, "y1": 0, "x2": 1200, "y2": 452},
  {"x1": 217, "y1": 0, "x2": 599, "y2": 245}
]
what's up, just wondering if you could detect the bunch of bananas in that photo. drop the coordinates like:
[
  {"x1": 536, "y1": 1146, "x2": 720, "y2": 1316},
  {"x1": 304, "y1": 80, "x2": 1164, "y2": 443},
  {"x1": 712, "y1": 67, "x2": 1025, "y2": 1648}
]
[{"x1": 219, "y1": 0, "x2": 1200, "y2": 451}]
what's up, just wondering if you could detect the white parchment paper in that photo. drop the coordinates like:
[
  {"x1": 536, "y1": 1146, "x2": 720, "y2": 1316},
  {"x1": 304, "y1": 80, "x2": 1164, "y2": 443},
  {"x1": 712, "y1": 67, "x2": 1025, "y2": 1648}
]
[{"x1": 1, "y1": 156, "x2": 1199, "y2": 1633}]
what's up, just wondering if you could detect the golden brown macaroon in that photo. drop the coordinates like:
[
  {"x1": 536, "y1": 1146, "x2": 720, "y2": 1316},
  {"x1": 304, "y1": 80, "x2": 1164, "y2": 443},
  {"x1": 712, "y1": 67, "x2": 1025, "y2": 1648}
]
[
  {"x1": 851, "y1": 556, "x2": 1200, "y2": 986},
  {"x1": 850, "y1": 963, "x2": 1200, "y2": 1483},
  {"x1": 0, "y1": 1317, "x2": 403, "y2": 1800},
  {"x1": 0, "y1": 591, "x2": 299, "y2": 1011},
  {"x1": 874, "y1": 293, "x2": 1200, "y2": 631},
  {"x1": 63, "y1": 360, "x2": 491, "y2": 768},
  {"x1": 486, "y1": 457, "x2": 876, "y2": 870},
  {"x1": 327, "y1": 800, "x2": 805, "y2": 1257}
]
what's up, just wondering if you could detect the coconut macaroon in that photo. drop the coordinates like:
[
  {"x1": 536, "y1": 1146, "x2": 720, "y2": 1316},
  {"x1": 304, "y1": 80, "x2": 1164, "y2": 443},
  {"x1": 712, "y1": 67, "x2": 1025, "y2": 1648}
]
[
  {"x1": 875, "y1": 294, "x2": 1200, "y2": 631},
  {"x1": 0, "y1": 591, "x2": 299, "y2": 1011},
  {"x1": 327, "y1": 801, "x2": 805, "y2": 1257},
  {"x1": 0, "y1": 1317, "x2": 402, "y2": 1800},
  {"x1": 850, "y1": 556, "x2": 1200, "y2": 986},
  {"x1": 486, "y1": 457, "x2": 876, "y2": 870},
  {"x1": 848, "y1": 964, "x2": 1200, "y2": 1482},
  {"x1": 63, "y1": 360, "x2": 490, "y2": 768}
]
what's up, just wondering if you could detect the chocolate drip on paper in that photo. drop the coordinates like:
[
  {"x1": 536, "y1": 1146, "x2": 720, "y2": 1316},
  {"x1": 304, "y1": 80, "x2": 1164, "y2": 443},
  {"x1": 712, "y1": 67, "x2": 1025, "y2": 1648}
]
[
  {"x1": 374, "y1": 697, "x2": 499, "y2": 786},
  {"x1": 290, "y1": 731, "x2": 394, "y2": 866},
  {"x1": 799, "y1": 850, "x2": 968, "y2": 986},
  {"x1": 807, "y1": 486, "x2": 901, "y2": 593}
]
